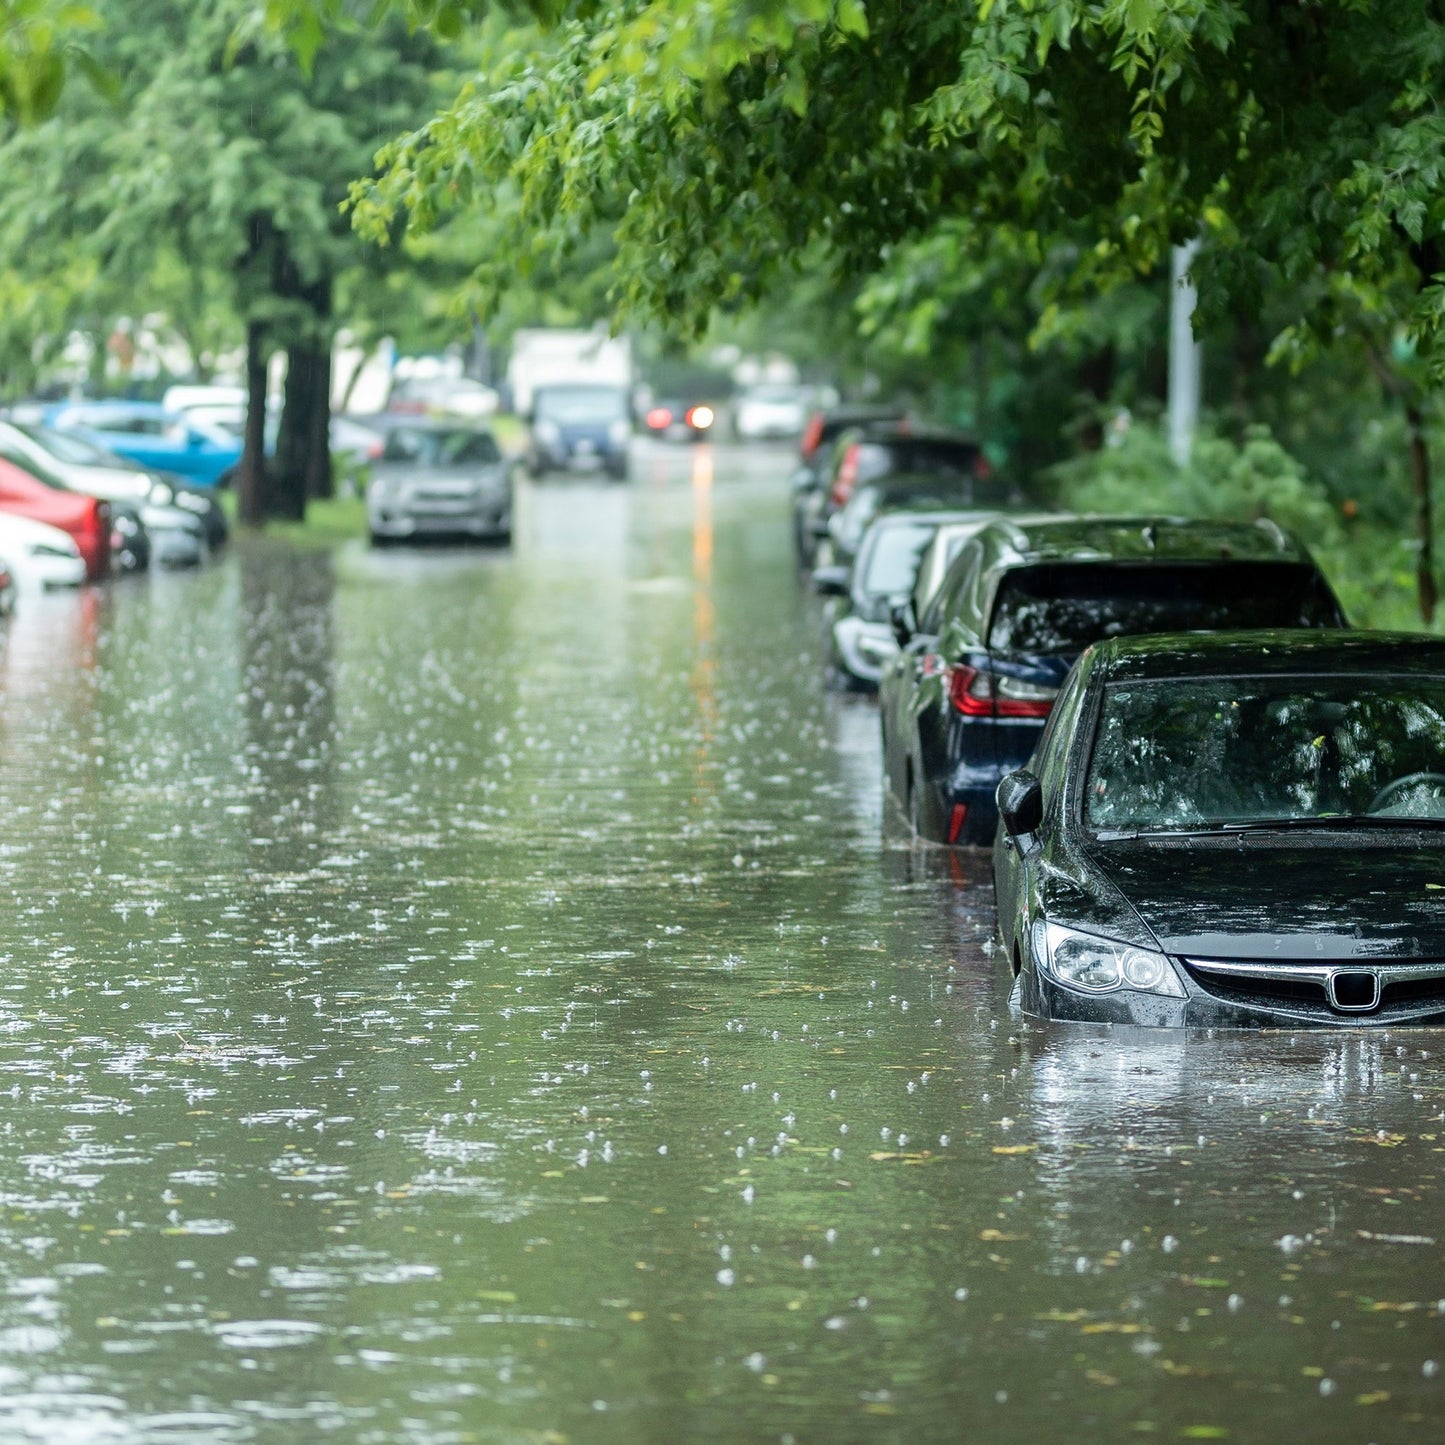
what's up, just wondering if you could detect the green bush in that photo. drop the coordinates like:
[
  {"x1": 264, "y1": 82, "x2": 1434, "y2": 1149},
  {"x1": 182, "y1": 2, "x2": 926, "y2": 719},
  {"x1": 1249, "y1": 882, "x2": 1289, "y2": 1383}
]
[{"x1": 1048, "y1": 422, "x2": 1428, "y2": 632}]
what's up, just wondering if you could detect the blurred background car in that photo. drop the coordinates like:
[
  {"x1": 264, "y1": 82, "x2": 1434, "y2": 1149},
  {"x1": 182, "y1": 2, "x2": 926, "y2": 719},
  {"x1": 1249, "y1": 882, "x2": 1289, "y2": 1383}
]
[
  {"x1": 642, "y1": 398, "x2": 718, "y2": 443},
  {"x1": 0, "y1": 511, "x2": 86, "y2": 589},
  {"x1": 386, "y1": 374, "x2": 500, "y2": 419},
  {"x1": 790, "y1": 405, "x2": 908, "y2": 567},
  {"x1": 0, "y1": 457, "x2": 111, "y2": 579},
  {"x1": 45, "y1": 400, "x2": 242, "y2": 488},
  {"x1": 821, "y1": 469, "x2": 1017, "y2": 569},
  {"x1": 732, "y1": 384, "x2": 813, "y2": 441},
  {"x1": 529, "y1": 384, "x2": 632, "y2": 480},
  {"x1": 812, "y1": 511, "x2": 996, "y2": 689},
  {"x1": 366, "y1": 419, "x2": 512, "y2": 546},
  {"x1": 0, "y1": 425, "x2": 211, "y2": 564}
]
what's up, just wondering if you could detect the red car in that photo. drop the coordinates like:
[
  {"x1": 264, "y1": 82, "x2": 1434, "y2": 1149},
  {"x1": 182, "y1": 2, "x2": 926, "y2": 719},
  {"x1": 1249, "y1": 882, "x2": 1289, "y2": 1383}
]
[{"x1": 0, "y1": 456, "x2": 110, "y2": 580}]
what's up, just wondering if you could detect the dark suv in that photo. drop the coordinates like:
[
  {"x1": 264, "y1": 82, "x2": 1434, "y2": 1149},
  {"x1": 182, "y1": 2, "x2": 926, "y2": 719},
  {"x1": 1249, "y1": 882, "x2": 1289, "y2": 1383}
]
[{"x1": 879, "y1": 515, "x2": 1348, "y2": 845}]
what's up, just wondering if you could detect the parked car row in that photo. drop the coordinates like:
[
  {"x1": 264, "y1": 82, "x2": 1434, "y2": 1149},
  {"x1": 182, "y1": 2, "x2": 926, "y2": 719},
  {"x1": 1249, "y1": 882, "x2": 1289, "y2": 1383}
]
[
  {"x1": 799, "y1": 403, "x2": 1444, "y2": 1031},
  {"x1": 0, "y1": 411, "x2": 232, "y2": 597}
]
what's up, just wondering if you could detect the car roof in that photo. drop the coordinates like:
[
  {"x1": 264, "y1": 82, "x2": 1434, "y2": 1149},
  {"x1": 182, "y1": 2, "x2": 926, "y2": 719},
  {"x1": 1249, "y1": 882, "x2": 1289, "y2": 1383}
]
[
  {"x1": 975, "y1": 514, "x2": 1312, "y2": 566},
  {"x1": 1089, "y1": 630, "x2": 1445, "y2": 681},
  {"x1": 373, "y1": 414, "x2": 494, "y2": 432}
]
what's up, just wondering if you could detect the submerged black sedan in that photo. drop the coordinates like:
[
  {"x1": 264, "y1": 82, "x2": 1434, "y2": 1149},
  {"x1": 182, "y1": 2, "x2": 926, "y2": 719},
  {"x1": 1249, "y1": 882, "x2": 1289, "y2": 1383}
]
[{"x1": 994, "y1": 631, "x2": 1445, "y2": 1028}]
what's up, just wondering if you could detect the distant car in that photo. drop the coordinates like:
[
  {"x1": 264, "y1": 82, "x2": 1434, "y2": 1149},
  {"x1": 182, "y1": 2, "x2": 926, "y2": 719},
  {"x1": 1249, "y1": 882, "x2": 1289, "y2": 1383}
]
[
  {"x1": 366, "y1": 420, "x2": 512, "y2": 546},
  {"x1": 880, "y1": 515, "x2": 1348, "y2": 846},
  {"x1": 642, "y1": 399, "x2": 718, "y2": 443},
  {"x1": 790, "y1": 408, "x2": 909, "y2": 567},
  {"x1": 995, "y1": 631, "x2": 1445, "y2": 1028},
  {"x1": 46, "y1": 401, "x2": 242, "y2": 489},
  {"x1": 0, "y1": 511, "x2": 85, "y2": 589},
  {"x1": 529, "y1": 384, "x2": 632, "y2": 480},
  {"x1": 812, "y1": 512, "x2": 995, "y2": 689},
  {"x1": 0, "y1": 424, "x2": 211, "y2": 564},
  {"x1": 822, "y1": 471, "x2": 1016, "y2": 569},
  {"x1": 0, "y1": 458, "x2": 110, "y2": 579},
  {"x1": 733, "y1": 385, "x2": 812, "y2": 441}
]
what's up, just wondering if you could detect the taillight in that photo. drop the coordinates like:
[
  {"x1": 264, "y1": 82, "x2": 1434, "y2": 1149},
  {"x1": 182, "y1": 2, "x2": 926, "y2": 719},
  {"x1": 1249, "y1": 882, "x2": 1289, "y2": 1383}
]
[
  {"x1": 800, "y1": 412, "x2": 823, "y2": 459},
  {"x1": 974, "y1": 453, "x2": 992, "y2": 480},
  {"x1": 646, "y1": 406, "x2": 673, "y2": 430},
  {"x1": 830, "y1": 442, "x2": 861, "y2": 507},
  {"x1": 949, "y1": 665, "x2": 1056, "y2": 718},
  {"x1": 368, "y1": 440, "x2": 384, "y2": 459},
  {"x1": 949, "y1": 664, "x2": 995, "y2": 716}
]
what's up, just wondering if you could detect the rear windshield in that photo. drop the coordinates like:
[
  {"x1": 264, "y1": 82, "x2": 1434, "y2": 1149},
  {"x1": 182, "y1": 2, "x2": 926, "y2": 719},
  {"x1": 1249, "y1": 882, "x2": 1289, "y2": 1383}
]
[
  {"x1": 988, "y1": 562, "x2": 1342, "y2": 653},
  {"x1": 881, "y1": 439, "x2": 982, "y2": 475},
  {"x1": 860, "y1": 522, "x2": 937, "y2": 595}
]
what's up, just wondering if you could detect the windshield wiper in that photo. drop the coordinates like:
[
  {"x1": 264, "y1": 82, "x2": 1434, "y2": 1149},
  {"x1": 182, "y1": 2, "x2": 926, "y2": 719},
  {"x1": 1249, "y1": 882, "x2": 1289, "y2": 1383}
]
[{"x1": 1097, "y1": 814, "x2": 1445, "y2": 841}]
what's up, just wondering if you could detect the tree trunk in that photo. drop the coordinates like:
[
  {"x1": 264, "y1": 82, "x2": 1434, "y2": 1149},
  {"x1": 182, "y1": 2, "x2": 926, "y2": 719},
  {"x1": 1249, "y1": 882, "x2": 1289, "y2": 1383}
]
[
  {"x1": 1405, "y1": 399, "x2": 1437, "y2": 626},
  {"x1": 270, "y1": 352, "x2": 310, "y2": 521},
  {"x1": 304, "y1": 345, "x2": 333, "y2": 501},
  {"x1": 237, "y1": 319, "x2": 269, "y2": 527}
]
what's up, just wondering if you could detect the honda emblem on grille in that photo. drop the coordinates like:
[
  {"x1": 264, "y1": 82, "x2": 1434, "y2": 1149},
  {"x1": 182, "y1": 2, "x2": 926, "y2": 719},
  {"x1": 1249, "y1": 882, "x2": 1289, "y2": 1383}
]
[{"x1": 1327, "y1": 970, "x2": 1381, "y2": 1013}]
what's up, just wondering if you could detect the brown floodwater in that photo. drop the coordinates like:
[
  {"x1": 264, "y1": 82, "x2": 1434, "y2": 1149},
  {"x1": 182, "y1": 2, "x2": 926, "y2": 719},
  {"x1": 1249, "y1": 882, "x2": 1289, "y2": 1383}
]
[{"x1": 0, "y1": 440, "x2": 1440, "y2": 1442}]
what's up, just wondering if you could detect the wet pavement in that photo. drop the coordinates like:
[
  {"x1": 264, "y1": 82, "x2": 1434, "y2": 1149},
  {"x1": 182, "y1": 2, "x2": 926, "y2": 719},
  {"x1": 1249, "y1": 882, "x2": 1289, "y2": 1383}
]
[{"x1": 0, "y1": 440, "x2": 1442, "y2": 1442}]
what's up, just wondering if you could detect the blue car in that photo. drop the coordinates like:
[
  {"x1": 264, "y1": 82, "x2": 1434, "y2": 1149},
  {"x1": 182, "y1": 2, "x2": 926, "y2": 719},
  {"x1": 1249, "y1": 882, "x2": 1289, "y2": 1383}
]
[
  {"x1": 45, "y1": 400, "x2": 242, "y2": 489},
  {"x1": 879, "y1": 515, "x2": 1348, "y2": 845}
]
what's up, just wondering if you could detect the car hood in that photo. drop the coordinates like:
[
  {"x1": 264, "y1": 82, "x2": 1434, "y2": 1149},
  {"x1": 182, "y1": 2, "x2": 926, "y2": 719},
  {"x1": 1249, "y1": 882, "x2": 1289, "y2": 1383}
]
[{"x1": 1089, "y1": 840, "x2": 1445, "y2": 961}]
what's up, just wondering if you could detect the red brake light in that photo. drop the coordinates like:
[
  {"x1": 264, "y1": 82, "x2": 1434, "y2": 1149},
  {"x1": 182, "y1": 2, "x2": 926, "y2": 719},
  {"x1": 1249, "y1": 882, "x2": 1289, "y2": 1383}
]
[
  {"x1": 830, "y1": 442, "x2": 862, "y2": 507},
  {"x1": 949, "y1": 664, "x2": 995, "y2": 716},
  {"x1": 800, "y1": 412, "x2": 823, "y2": 459},
  {"x1": 949, "y1": 665, "x2": 1056, "y2": 719},
  {"x1": 974, "y1": 453, "x2": 992, "y2": 480},
  {"x1": 646, "y1": 406, "x2": 673, "y2": 430}
]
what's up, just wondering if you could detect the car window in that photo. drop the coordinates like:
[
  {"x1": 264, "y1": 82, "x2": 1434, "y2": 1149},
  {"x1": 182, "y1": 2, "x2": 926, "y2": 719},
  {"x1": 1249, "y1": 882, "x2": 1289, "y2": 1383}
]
[
  {"x1": 435, "y1": 430, "x2": 501, "y2": 465},
  {"x1": 1033, "y1": 662, "x2": 1089, "y2": 817},
  {"x1": 859, "y1": 522, "x2": 937, "y2": 596},
  {"x1": 383, "y1": 428, "x2": 427, "y2": 462},
  {"x1": 1087, "y1": 675, "x2": 1445, "y2": 831},
  {"x1": 988, "y1": 561, "x2": 1343, "y2": 653},
  {"x1": 534, "y1": 388, "x2": 627, "y2": 423}
]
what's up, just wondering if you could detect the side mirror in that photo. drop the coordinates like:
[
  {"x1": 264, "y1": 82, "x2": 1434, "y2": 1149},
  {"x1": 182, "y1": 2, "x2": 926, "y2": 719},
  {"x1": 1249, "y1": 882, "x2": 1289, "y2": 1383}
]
[
  {"x1": 811, "y1": 565, "x2": 850, "y2": 597},
  {"x1": 996, "y1": 769, "x2": 1044, "y2": 842},
  {"x1": 889, "y1": 600, "x2": 916, "y2": 647}
]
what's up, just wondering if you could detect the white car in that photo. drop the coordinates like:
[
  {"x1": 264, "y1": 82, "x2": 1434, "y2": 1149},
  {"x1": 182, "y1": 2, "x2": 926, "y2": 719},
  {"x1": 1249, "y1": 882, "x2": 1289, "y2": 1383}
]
[
  {"x1": 0, "y1": 420, "x2": 220, "y2": 559},
  {"x1": 732, "y1": 385, "x2": 813, "y2": 441},
  {"x1": 0, "y1": 510, "x2": 86, "y2": 589}
]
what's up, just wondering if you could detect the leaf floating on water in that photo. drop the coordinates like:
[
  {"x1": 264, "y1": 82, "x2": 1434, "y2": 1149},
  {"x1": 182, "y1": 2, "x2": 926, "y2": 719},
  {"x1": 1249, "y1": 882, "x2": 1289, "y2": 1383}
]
[
  {"x1": 1081, "y1": 1322, "x2": 1142, "y2": 1335},
  {"x1": 991, "y1": 1144, "x2": 1037, "y2": 1155},
  {"x1": 979, "y1": 1229, "x2": 1027, "y2": 1242},
  {"x1": 1181, "y1": 1429, "x2": 1229, "y2": 1440},
  {"x1": 1355, "y1": 1391, "x2": 1391, "y2": 1406},
  {"x1": 868, "y1": 1151, "x2": 935, "y2": 1164},
  {"x1": 1357, "y1": 1231, "x2": 1437, "y2": 1246},
  {"x1": 1427, "y1": 883, "x2": 1445, "y2": 891}
]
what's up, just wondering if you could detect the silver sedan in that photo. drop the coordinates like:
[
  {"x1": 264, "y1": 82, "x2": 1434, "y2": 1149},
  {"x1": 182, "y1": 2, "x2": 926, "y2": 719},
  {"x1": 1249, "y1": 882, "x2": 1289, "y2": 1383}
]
[{"x1": 366, "y1": 421, "x2": 512, "y2": 546}]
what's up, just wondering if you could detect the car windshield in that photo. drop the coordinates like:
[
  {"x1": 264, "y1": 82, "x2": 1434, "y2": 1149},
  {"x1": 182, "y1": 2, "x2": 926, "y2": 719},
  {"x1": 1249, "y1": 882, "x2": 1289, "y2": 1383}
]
[
  {"x1": 860, "y1": 522, "x2": 937, "y2": 595},
  {"x1": 534, "y1": 388, "x2": 628, "y2": 423},
  {"x1": 988, "y1": 562, "x2": 1342, "y2": 652},
  {"x1": 1086, "y1": 675, "x2": 1445, "y2": 832},
  {"x1": 18, "y1": 423, "x2": 133, "y2": 469},
  {"x1": 384, "y1": 428, "x2": 501, "y2": 466}
]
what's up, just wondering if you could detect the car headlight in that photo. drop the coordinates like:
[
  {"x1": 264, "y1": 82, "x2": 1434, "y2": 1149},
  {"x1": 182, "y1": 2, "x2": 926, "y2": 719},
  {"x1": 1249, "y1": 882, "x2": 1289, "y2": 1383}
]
[
  {"x1": 149, "y1": 480, "x2": 174, "y2": 505},
  {"x1": 534, "y1": 420, "x2": 561, "y2": 446},
  {"x1": 1033, "y1": 921, "x2": 1184, "y2": 997}
]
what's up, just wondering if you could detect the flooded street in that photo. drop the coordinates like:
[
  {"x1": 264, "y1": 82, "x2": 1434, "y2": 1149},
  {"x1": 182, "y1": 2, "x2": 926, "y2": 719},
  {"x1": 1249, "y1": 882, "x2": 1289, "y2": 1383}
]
[{"x1": 0, "y1": 441, "x2": 1443, "y2": 1443}]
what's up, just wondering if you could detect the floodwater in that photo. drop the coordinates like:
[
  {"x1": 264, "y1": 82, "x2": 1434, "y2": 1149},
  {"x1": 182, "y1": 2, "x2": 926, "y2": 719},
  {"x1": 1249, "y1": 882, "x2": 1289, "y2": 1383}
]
[{"x1": 0, "y1": 441, "x2": 1441, "y2": 1444}]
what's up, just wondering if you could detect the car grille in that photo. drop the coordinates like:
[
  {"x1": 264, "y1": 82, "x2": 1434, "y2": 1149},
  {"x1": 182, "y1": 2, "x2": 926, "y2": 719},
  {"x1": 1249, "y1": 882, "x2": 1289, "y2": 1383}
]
[{"x1": 1183, "y1": 958, "x2": 1445, "y2": 1022}]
